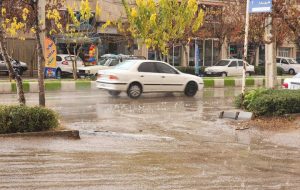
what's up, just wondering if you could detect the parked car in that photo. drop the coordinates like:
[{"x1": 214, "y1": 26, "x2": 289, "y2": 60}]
[
  {"x1": 96, "y1": 60, "x2": 204, "y2": 99},
  {"x1": 276, "y1": 57, "x2": 300, "y2": 75},
  {"x1": 204, "y1": 59, "x2": 254, "y2": 77},
  {"x1": 282, "y1": 73, "x2": 300, "y2": 90},
  {"x1": 56, "y1": 54, "x2": 84, "y2": 78},
  {"x1": 0, "y1": 54, "x2": 28, "y2": 76},
  {"x1": 78, "y1": 54, "x2": 146, "y2": 77}
]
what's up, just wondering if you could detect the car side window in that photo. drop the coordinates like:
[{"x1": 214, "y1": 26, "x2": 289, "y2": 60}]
[
  {"x1": 109, "y1": 59, "x2": 119, "y2": 66},
  {"x1": 228, "y1": 61, "x2": 237, "y2": 67},
  {"x1": 155, "y1": 62, "x2": 178, "y2": 74},
  {"x1": 276, "y1": 58, "x2": 281, "y2": 63},
  {"x1": 56, "y1": 56, "x2": 62, "y2": 62},
  {"x1": 282, "y1": 59, "x2": 289, "y2": 64},
  {"x1": 238, "y1": 61, "x2": 243, "y2": 67},
  {"x1": 138, "y1": 62, "x2": 158, "y2": 73}
]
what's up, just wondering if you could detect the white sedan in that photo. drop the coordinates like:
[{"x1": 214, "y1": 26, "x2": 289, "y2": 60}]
[
  {"x1": 205, "y1": 59, "x2": 254, "y2": 77},
  {"x1": 96, "y1": 60, "x2": 204, "y2": 99},
  {"x1": 283, "y1": 73, "x2": 300, "y2": 89}
]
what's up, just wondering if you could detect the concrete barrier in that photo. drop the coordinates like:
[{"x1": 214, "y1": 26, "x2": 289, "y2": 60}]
[
  {"x1": 0, "y1": 77, "x2": 291, "y2": 94},
  {"x1": 0, "y1": 130, "x2": 80, "y2": 139}
]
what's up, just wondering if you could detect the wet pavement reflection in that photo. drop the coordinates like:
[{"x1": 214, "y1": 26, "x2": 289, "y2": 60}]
[{"x1": 0, "y1": 89, "x2": 299, "y2": 189}]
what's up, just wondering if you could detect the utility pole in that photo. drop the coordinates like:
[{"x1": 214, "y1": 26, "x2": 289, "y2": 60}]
[
  {"x1": 242, "y1": 0, "x2": 250, "y2": 95},
  {"x1": 265, "y1": 15, "x2": 277, "y2": 88}
]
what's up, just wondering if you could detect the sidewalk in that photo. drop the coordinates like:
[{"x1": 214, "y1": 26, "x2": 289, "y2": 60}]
[{"x1": 0, "y1": 76, "x2": 291, "y2": 94}]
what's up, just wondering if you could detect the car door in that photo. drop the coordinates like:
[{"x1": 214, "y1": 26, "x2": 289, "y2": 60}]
[
  {"x1": 227, "y1": 60, "x2": 238, "y2": 76},
  {"x1": 281, "y1": 58, "x2": 290, "y2": 72},
  {"x1": 237, "y1": 60, "x2": 244, "y2": 75},
  {"x1": 154, "y1": 62, "x2": 182, "y2": 92},
  {"x1": 137, "y1": 62, "x2": 163, "y2": 92}
]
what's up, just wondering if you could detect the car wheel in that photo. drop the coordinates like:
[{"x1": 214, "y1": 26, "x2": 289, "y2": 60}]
[
  {"x1": 108, "y1": 90, "x2": 121, "y2": 97},
  {"x1": 184, "y1": 81, "x2": 198, "y2": 97},
  {"x1": 127, "y1": 83, "x2": 142, "y2": 99},
  {"x1": 289, "y1": 69, "x2": 295, "y2": 75},
  {"x1": 56, "y1": 69, "x2": 62, "y2": 79},
  {"x1": 221, "y1": 72, "x2": 227, "y2": 77}
]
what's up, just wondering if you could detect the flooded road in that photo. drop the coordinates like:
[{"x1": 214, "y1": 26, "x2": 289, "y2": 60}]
[{"x1": 0, "y1": 89, "x2": 299, "y2": 189}]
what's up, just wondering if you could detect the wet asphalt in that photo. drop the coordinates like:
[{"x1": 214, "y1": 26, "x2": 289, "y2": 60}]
[{"x1": 0, "y1": 89, "x2": 300, "y2": 190}]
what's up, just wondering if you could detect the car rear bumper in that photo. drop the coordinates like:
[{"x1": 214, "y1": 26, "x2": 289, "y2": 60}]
[{"x1": 96, "y1": 81, "x2": 127, "y2": 91}]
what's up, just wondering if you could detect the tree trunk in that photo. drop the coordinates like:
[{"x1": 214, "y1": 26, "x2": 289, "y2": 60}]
[
  {"x1": 34, "y1": 1, "x2": 46, "y2": 107},
  {"x1": 0, "y1": 10, "x2": 26, "y2": 105},
  {"x1": 67, "y1": 48, "x2": 78, "y2": 80},
  {"x1": 182, "y1": 45, "x2": 189, "y2": 67}
]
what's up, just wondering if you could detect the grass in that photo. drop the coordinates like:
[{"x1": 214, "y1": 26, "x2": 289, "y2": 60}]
[
  {"x1": 75, "y1": 81, "x2": 91, "y2": 90},
  {"x1": 246, "y1": 78, "x2": 255, "y2": 86},
  {"x1": 203, "y1": 79, "x2": 214, "y2": 88},
  {"x1": 45, "y1": 81, "x2": 61, "y2": 91},
  {"x1": 11, "y1": 82, "x2": 30, "y2": 93},
  {"x1": 224, "y1": 79, "x2": 235, "y2": 87}
]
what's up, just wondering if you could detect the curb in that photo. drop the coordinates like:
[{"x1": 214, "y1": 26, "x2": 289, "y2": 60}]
[
  {"x1": 0, "y1": 77, "x2": 289, "y2": 93},
  {"x1": 0, "y1": 130, "x2": 80, "y2": 139}
]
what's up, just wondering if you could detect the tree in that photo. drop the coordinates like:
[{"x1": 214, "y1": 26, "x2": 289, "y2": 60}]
[
  {"x1": 0, "y1": 1, "x2": 31, "y2": 105},
  {"x1": 122, "y1": 0, "x2": 204, "y2": 65},
  {"x1": 47, "y1": 0, "x2": 102, "y2": 80}
]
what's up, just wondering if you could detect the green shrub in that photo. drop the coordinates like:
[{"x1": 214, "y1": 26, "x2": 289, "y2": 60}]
[
  {"x1": 234, "y1": 89, "x2": 300, "y2": 116},
  {"x1": 277, "y1": 67, "x2": 284, "y2": 76},
  {"x1": 0, "y1": 105, "x2": 59, "y2": 134},
  {"x1": 254, "y1": 66, "x2": 265, "y2": 75},
  {"x1": 254, "y1": 66, "x2": 284, "y2": 76},
  {"x1": 250, "y1": 90, "x2": 300, "y2": 116}
]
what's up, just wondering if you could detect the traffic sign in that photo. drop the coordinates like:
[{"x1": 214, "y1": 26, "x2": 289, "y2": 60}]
[{"x1": 249, "y1": 0, "x2": 272, "y2": 13}]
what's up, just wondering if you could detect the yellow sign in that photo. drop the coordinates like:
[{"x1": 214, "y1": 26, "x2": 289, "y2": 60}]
[{"x1": 44, "y1": 38, "x2": 57, "y2": 68}]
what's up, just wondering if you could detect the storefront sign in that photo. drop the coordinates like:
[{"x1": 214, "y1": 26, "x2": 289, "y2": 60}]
[
  {"x1": 44, "y1": 38, "x2": 57, "y2": 78},
  {"x1": 249, "y1": 0, "x2": 272, "y2": 13}
]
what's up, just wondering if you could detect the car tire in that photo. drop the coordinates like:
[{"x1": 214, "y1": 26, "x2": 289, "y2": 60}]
[
  {"x1": 108, "y1": 90, "x2": 121, "y2": 97},
  {"x1": 246, "y1": 72, "x2": 251, "y2": 77},
  {"x1": 56, "y1": 69, "x2": 62, "y2": 79},
  {"x1": 221, "y1": 72, "x2": 227, "y2": 77},
  {"x1": 127, "y1": 83, "x2": 142, "y2": 99},
  {"x1": 289, "y1": 69, "x2": 295, "y2": 75},
  {"x1": 184, "y1": 81, "x2": 198, "y2": 97}
]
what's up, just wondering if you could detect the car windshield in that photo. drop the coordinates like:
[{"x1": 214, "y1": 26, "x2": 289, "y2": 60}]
[
  {"x1": 98, "y1": 59, "x2": 108, "y2": 66},
  {"x1": 214, "y1": 60, "x2": 230, "y2": 66},
  {"x1": 293, "y1": 73, "x2": 300, "y2": 78},
  {"x1": 113, "y1": 60, "x2": 136, "y2": 70},
  {"x1": 287, "y1": 58, "x2": 297, "y2": 64}
]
